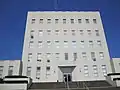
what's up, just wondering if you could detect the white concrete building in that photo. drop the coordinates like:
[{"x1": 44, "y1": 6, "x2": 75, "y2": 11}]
[
  {"x1": 111, "y1": 58, "x2": 120, "y2": 73},
  {"x1": 0, "y1": 60, "x2": 22, "y2": 78},
  {"x1": 22, "y1": 11, "x2": 113, "y2": 83},
  {"x1": 109, "y1": 58, "x2": 120, "y2": 86}
]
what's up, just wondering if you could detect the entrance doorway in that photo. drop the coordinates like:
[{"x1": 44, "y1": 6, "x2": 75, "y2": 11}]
[
  {"x1": 63, "y1": 73, "x2": 72, "y2": 82},
  {"x1": 58, "y1": 66, "x2": 75, "y2": 82}
]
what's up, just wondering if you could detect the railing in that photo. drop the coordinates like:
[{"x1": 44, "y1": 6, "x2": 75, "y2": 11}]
[{"x1": 83, "y1": 81, "x2": 89, "y2": 90}]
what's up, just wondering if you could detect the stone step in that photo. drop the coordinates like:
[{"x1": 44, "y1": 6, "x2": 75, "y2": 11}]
[{"x1": 29, "y1": 86, "x2": 120, "y2": 90}]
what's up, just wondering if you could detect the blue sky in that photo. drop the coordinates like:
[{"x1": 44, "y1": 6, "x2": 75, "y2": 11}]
[{"x1": 0, "y1": 0, "x2": 120, "y2": 60}]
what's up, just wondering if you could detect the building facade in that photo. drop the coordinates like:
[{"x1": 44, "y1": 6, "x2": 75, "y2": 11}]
[
  {"x1": 0, "y1": 60, "x2": 22, "y2": 78},
  {"x1": 111, "y1": 58, "x2": 120, "y2": 73},
  {"x1": 22, "y1": 11, "x2": 112, "y2": 82}
]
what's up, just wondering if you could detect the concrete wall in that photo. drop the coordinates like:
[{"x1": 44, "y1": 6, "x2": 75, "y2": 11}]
[
  {"x1": 22, "y1": 11, "x2": 112, "y2": 82},
  {"x1": 112, "y1": 58, "x2": 120, "y2": 73},
  {"x1": 110, "y1": 58, "x2": 120, "y2": 86},
  {"x1": 0, "y1": 60, "x2": 21, "y2": 78},
  {"x1": 0, "y1": 84, "x2": 27, "y2": 90}
]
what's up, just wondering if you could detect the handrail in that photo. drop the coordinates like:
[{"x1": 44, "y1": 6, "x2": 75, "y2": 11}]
[{"x1": 83, "y1": 81, "x2": 89, "y2": 90}]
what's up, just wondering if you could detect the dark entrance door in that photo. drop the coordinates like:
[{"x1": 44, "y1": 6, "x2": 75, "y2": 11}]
[{"x1": 63, "y1": 73, "x2": 72, "y2": 82}]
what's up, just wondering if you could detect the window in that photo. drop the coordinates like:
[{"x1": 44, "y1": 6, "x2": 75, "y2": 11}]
[
  {"x1": 84, "y1": 65, "x2": 89, "y2": 77},
  {"x1": 72, "y1": 41, "x2": 76, "y2": 48},
  {"x1": 93, "y1": 65, "x2": 98, "y2": 77},
  {"x1": 99, "y1": 52, "x2": 104, "y2": 60},
  {"x1": 87, "y1": 30, "x2": 91, "y2": 35},
  {"x1": 64, "y1": 41, "x2": 68, "y2": 48},
  {"x1": 46, "y1": 53, "x2": 51, "y2": 57},
  {"x1": 79, "y1": 30, "x2": 83, "y2": 35},
  {"x1": 47, "y1": 40, "x2": 51, "y2": 46},
  {"x1": 46, "y1": 66, "x2": 50, "y2": 71},
  {"x1": 46, "y1": 66, "x2": 51, "y2": 78},
  {"x1": 55, "y1": 19, "x2": 59, "y2": 24},
  {"x1": 71, "y1": 30, "x2": 75, "y2": 36},
  {"x1": 95, "y1": 30, "x2": 100, "y2": 36},
  {"x1": 39, "y1": 30, "x2": 43, "y2": 36},
  {"x1": 30, "y1": 30, "x2": 34, "y2": 39},
  {"x1": 63, "y1": 19, "x2": 66, "y2": 24},
  {"x1": 0, "y1": 66, "x2": 3, "y2": 78},
  {"x1": 47, "y1": 19, "x2": 51, "y2": 24},
  {"x1": 27, "y1": 67, "x2": 31, "y2": 77},
  {"x1": 82, "y1": 52, "x2": 87, "y2": 59},
  {"x1": 71, "y1": 19, "x2": 74, "y2": 24},
  {"x1": 97, "y1": 40, "x2": 102, "y2": 47},
  {"x1": 31, "y1": 18, "x2": 35, "y2": 24},
  {"x1": 78, "y1": 19, "x2": 81, "y2": 23},
  {"x1": 89, "y1": 41, "x2": 93, "y2": 47},
  {"x1": 55, "y1": 40, "x2": 59, "y2": 48},
  {"x1": 55, "y1": 53, "x2": 60, "y2": 60},
  {"x1": 39, "y1": 19, "x2": 43, "y2": 24},
  {"x1": 47, "y1": 59, "x2": 50, "y2": 63},
  {"x1": 93, "y1": 19, "x2": 97, "y2": 24},
  {"x1": 73, "y1": 53, "x2": 77, "y2": 61},
  {"x1": 37, "y1": 53, "x2": 42, "y2": 62},
  {"x1": 80, "y1": 41, "x2": 84, "y2": 48},
  {"x1": 64, "y1": 53, "x2": 68, "y2": 60},
  {"x1": 8, "y1": 66, "x2": 13, "y2": 76},
  {"x1": 28, "y1": 53, "x2": 32, "y2": 62},
  {"x1": 64, "y1": 30, "x2": 68, "y2": 35},
  {"x1": 36, "y1": 66, "x2": 41, "y2": 79},
  {"x1": 102, "y1": 65, "x2": 107, "y2": 76},
  {"x1": 29, "y1": 41, "x2": 34, "y2": 48},
  {"x1": 55, "y1": 30, "x2": 59, "y2": 35},
  {"x1": 47, "y1": 30, "x2": 51, "y2": 35},
  {"x1": 86, "y1": 19, "x2": 89, "y2": 23},
  {"x1": 91, "y1": 52, "x2": 96, "y2": 61},
  {"x1": 38, "y1": 41, "x2": 43, "y2": 48},
  {"x1": 64, "y1": 41, "x2": 68, "y2": 44}
]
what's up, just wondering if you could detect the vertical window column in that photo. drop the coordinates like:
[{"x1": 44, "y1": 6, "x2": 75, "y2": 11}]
[
  {"x1": 84, "y1": 65, "x2": 89, "y2": 77},
  {"x1": 38, "y1": 41, "x2": 43, "y2": 48},
  {"x1": 63, "y1": 19, "x2": 66, "y2": 24},
  {"x1": 93, "y1": 19, "x2": 97, "y2": 24},
  {"x1": 55, "y1": 40, "x2": 60, "y2": 48},
  {"x1": 79, "y1": 30, "x2": 83, "y2": 36},
  {"x1": 64, "y1": 41, "x2": 68, "y2": 48},
  {"x1": 80, "y1": 41, "x2": 84, "y2": 48},
  {"x1": 89, "y1": 41, "x2": 93, "y2": 47},
  {"x1": 36, "y1": 67, "x2": 41, "y2": 79},
  {"x1": 29, "y1": 41, "x2": 34, "y2": 48},
  {"x1": 47, "y1": 40, "x2": 51, "y2": 48},
  {"x1": 55, "y1": 53, "x2": 60, "y2": 60},
  {"x1": 93, "y1": 65, "x2": 98, "y2": 77},
  {"x1": 91, "y1": 52, "x2": 96, "y2": 61},
  {"x1": 28, "y1": 53, "x2": 32, "y2": 62},
  {"x1": 27, "y1": 67, "x2": 31, "y2": 77},
  {"x1": 31, "y1": 18, "x2": 35, "y2": 24},
  {"x1": 102, "y1": 65, "x2": 107, "y2": 76},
  {"x1": 64, "y1": 53, "x2": 68, "y2": 60},
  {"x1": 97, "y1": 40, "x2": 102, "y2": 47},
  {"x1": 99, "y1": 52, "x2": 104, "y2": 60},
  {"x1": 82, "y1": 52, "x2": 87, "y2": 60},
  {"x1": 8, "y1": 66, "x2": 13, "y2": 76},
  {"x1": 95, "y1": 30, "x2": 100, "y2": 36},
  {"x1": 55, "y1": 19, "x2": 59, "y2": 24},
  {"x1": 73, "y1": 53, "x2": 77, "y2": 61},
  {"x1": 30, "y1": 30, "x2": 34, "y2": 39},
  {"x1": 39, "y1": 30, "x2": 43, "y2": 36},
  {"x1": 0, "y1": 66, "x2": 3, "y2": 78},
  {"x1": 46, "y1": 66, "x2": 50, "y2": 79},
  {"x1": 39, "y1": 19, "x2": 43, "y2": 24},
  {"x1": 37, "y1": 53, "x2": 42, "y2": 62}
]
